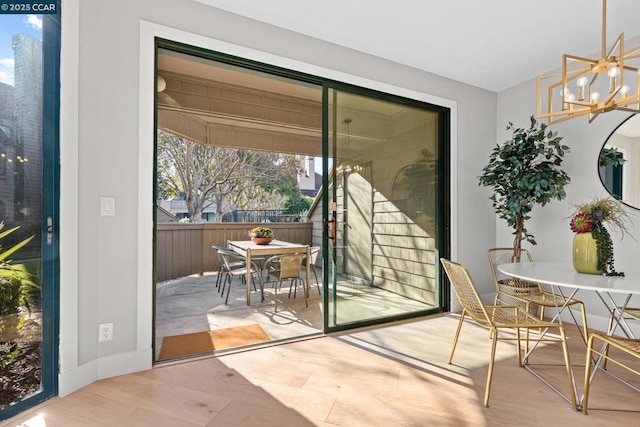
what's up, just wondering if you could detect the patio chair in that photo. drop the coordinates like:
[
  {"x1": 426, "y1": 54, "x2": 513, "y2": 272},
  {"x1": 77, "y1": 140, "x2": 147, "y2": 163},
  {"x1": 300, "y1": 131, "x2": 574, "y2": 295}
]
[
  {"x1": 582, "y1": 332, "x2": 640, "y2": 414},
  {"x1": 212, "y1": 245, "x2": 244, "y2": 293},
  {"x1": 302, "y1": 246, "x2": 321, "y2": 294},
  {"x1": 440, "y1": 258, "x2": 576, "y2": 408},
  {"x1": 263, "y1": 253, "x2": 307, "y2": 312},
  {"x1": 488, "y1": 248, "x2": 589, "y2": 342},
  {"x1": 218, "y1": 249, "x2": 264, "y2": 304}
]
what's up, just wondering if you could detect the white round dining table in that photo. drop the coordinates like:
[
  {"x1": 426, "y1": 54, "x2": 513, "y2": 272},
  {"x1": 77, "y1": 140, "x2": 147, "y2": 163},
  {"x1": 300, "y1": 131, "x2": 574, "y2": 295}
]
[
  {"x1": 498, "y1": 261, "x2": 640, "y2": 410},
  {"x1": 498, "y1": 262, "x2": 640, "y2": 297}
]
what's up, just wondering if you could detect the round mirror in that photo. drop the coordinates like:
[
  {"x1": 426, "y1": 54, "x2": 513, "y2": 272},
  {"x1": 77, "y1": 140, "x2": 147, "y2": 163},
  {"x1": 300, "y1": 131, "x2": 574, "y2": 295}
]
[{"x1": 599, "y1": 114, "x2": 640, "y2": 210}]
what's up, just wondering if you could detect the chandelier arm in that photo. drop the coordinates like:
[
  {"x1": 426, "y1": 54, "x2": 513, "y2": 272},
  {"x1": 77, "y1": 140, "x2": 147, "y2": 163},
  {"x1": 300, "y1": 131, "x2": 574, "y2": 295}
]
[
  {"x1": 621, "y1": 64, "x2": 639, "y2": 72},
  {"x1": 547, "y1": 84, "x2": 555, "y2": 116},
  {"x1": 536, "y1": 64, "x2": 592, "y2": 81},
  {"x1": 539, "y1": 106, "x2": 591, "y2": 120},
  {"x1": 604, "y1": 89, "x2": 618, "y2": 106},
  {"x1": 562, "y1": 55, "x2": 568, "y2": 105},
  {"x1": 536, "y1": 77, "x2": 543, "y2": 118},
  {"x1": 567, "y1": 67, "x2": 593, "y2": 76},
  {"x1": 615, "y1": 106, "x2": 640, "y2": 113},
  {"x1": 615, "y1": 95, "x2": 640, "y2": 108},
  {"x1": 550, "y1": 109, "x2": 591, "y2": 125},
  {"x1": 564, "y1": 54, "x2": 599, "y2": 66},
  {"x1": 604, "y1": 34, "x2": 622, "y2": 62},
  {"x1": 622, "y1": 51, "x2": 640, "y2": 62},
  {"x1": 601, "y1": 0, "x2": 607, "y2": 58},
  {"x1": 623, "y1": 45, "x2": 640, "y2": 58},
  {"x1": 570, "y1": 100, "x2": 595, "y2": 108},
  {"x1": 564, "y1": 68, "x2": 593, "y2": 84},
  {"x1": 559, "y1": 107, "x2": 592, "y2": 117}
]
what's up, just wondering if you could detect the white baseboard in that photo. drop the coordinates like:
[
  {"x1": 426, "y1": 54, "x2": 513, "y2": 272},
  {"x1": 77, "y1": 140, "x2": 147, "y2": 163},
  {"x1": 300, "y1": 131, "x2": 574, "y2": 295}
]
[{"x1": 58, "y1": 349, "x2": 152, "y2": 397}]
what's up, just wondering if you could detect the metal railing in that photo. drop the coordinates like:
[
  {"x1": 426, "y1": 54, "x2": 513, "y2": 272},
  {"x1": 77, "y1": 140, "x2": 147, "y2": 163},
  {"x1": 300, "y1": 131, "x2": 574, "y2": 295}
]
[{"x1": 232, "y1": 209, "x2": 305, "y2": 223}]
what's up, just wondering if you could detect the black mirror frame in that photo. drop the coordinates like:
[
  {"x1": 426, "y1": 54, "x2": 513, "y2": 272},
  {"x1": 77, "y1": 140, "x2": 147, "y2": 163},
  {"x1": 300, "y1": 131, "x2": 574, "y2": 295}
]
[{"x1": 598, "y1": 113, "x2": 640, "y2": 211}]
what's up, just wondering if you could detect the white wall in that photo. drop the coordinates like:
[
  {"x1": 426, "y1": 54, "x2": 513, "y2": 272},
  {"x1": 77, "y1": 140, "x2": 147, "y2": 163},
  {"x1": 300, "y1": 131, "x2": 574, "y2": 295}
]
[
  {"x1": 606, "y1": 132, "x2": 640, "y2": 208},
  {"x1": 497, "y1": 48, "x2": 640, "y2": 333},
  {"x1": 59, "y1": 0, "x2": 497, "y2": 395}
]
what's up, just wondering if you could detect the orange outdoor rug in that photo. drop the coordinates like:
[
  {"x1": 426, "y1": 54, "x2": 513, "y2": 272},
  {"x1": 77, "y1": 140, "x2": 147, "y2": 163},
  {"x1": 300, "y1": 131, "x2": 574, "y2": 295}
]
[{"x1": 159, "y1": 324, "x2": 271, "y2": 360}]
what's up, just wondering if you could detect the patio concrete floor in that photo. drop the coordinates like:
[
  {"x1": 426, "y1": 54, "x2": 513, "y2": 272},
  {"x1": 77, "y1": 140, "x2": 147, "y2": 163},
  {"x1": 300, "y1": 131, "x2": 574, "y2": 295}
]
[{"x1": 155, "y1": 270, "x2": 435, "y2": 361}]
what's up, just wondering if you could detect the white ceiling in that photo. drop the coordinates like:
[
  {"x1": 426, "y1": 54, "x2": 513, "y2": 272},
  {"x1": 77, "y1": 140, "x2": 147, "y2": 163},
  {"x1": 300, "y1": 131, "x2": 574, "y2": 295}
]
[{"x1": 195, "y1": 0, "x2": 640, "y2": 92}]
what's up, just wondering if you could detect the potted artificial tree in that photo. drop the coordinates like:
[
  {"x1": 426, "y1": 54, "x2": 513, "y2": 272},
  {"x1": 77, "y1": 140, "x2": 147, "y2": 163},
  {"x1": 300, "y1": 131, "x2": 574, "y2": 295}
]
[{"x1": 479, "y1": 116, "x2": 571, "y2": 257}]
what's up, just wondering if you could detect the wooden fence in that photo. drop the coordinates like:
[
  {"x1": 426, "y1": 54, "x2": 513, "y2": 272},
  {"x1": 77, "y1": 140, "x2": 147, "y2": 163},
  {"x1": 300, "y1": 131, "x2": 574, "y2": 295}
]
[{"x1": 155, "y1": 222, "x2": 314, "y2": 282}]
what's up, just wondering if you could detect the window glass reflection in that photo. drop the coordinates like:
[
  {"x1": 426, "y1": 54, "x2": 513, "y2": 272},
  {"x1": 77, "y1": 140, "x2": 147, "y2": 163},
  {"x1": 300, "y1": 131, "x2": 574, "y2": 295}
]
[{"x1": 600, "y1": 115, "x2": 640, "y2": 209}]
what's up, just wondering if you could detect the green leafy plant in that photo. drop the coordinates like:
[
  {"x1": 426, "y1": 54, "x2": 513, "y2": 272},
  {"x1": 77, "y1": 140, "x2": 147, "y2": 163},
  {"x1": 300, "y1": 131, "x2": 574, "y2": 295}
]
[
  {"x1": 0, "y1": 314, "x2": 23, "y2": 369},
  {"x1": 599, "y1": 147, "x2": 626, "y2": 168},
  {"x1": 479, "y1": 116, "x2": 571, "y2": 255},
  {"x1": 282, "y1": 195, "x2": 313, "y2": 217},
  {"x1": 0, "y1": 223, "x2": 37, "y2": 370},
  {"x1": 0, "y1": 342, "x2": 20, "y2": 369},
  {"x1": 569, "y1": 196, "x2": 633, "y2": 276},
  {"x1": 0, "y1": 265, "x2": 32, "y2": 316},
  {"x1": 0, "y1": 223, "x2": 37, "y2": 315},
  {"x1": 249, "y1": 227, "x2": 274, "y2": 239}
]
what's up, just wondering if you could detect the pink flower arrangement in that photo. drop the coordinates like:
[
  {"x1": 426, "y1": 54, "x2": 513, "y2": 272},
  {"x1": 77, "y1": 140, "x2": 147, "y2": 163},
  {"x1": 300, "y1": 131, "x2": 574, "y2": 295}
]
[
  {"x1": 569, "y1": 197, "x2": 630, "y2": 235},
  {"x1": 569, "y1": 212, "x2": 594, "y2": 233}
]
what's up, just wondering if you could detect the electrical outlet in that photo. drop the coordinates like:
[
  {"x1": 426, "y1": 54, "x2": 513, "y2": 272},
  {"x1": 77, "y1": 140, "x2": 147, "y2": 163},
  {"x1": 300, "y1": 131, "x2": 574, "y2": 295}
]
[{"x1": 98, "y1": 322, "x2": 114, "y2": 342}]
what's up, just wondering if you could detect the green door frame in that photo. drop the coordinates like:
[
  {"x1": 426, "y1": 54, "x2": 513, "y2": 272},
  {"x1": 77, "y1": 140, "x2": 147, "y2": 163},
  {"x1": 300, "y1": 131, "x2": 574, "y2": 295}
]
[
  {"x1": 152, "y1": 39, "x2": 450, "y2": 338},
  {"x1": 0, "y1": 4, "x2": 61, "y2": 420}
]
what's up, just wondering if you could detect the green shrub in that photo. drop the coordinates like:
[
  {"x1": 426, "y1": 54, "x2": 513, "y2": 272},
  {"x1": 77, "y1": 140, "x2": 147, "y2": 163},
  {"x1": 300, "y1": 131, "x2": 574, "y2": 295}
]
[
  {"x1": 0, "y1": 342, "x2": 20, "y2": 369},
  {"x1": 0, "y1": 223, "x2": 37, "y2": 315},
  {"x1": 0, "y1": 274, "x2": 24, "y2": 316},
  {"x1": 0, "y1": 223, "x2": 35, "y2": 369},
  {"x1": 0, "y1": 315, "x2": 24, "y2": 368}
]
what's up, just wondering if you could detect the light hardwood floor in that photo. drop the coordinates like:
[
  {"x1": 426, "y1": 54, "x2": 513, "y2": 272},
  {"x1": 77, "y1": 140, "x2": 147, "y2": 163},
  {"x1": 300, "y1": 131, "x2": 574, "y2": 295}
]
[{"x1": 3, "y1": 314, "x2": 639, "y2": 426}]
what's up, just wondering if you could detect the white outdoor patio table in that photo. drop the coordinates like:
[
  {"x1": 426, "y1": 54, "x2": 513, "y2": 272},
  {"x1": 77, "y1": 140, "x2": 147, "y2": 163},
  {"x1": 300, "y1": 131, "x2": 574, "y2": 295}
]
[
  {"x1": 227, "y1": 239, "x2": 310, "y2": 305},
  {"x1": 498, "y1": 261, "x2": 640, "y2": 410}
]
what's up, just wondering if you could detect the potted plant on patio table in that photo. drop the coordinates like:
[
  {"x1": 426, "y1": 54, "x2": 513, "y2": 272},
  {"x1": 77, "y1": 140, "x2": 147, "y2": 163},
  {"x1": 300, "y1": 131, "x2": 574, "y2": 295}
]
[{"x1": 249, "y1": 227, "x2": 274, "y2": 245}]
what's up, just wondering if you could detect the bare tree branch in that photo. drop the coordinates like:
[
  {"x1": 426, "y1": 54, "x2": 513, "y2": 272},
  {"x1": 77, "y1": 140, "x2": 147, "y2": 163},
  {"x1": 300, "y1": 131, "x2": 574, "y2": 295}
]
[{"x1": 157, "y1": 130, "x2": 301, "y2": 222}]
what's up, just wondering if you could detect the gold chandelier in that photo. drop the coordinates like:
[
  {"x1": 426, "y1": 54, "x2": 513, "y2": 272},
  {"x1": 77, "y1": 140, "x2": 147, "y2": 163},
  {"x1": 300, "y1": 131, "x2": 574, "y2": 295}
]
[{"x1": 536, "y1": 0, "x2": 640, "y2": 124}]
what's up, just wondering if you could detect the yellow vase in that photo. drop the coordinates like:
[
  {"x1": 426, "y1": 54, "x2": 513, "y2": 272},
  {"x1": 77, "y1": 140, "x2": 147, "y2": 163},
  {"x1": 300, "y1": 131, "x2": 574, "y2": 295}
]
[{"x1": 573, "y1": 232, "x2": 603, "y2": 275}]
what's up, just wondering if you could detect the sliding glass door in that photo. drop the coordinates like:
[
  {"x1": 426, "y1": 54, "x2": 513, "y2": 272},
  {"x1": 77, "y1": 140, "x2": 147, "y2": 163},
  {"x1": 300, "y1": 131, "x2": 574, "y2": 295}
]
[
  {"x1": 153, "y1": 40, "x2": 449, "y2": 356},
  {"x1": 0, "y1": 6, "x2": 60, "y2": 419},
  {"x1": 325, "y1": 87, "x2": 447, "y2": 330}
]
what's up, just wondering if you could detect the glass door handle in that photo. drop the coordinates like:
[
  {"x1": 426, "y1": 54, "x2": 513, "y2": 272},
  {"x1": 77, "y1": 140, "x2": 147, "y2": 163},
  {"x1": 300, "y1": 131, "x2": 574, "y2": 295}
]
[
  {"x1": 46, "y1": 216, "x2": 53, "y2": 245},
  {"x1": 325, "y1": 218, "x2": 336, "y2": 241}
]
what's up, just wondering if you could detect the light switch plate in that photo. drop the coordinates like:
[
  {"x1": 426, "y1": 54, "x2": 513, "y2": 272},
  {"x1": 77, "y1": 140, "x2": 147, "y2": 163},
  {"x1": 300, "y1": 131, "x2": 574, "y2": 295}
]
[{"x1": 100, "y1": 197, "x2": 116, "y2": 216}]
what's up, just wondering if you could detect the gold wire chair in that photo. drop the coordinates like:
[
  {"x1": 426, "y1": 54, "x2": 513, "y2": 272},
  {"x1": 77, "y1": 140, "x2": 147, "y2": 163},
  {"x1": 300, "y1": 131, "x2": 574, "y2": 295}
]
[
  {"x1": 602, "y1": 307, "x2": 640, "y2": 370},
  {"x1": 488, "y1": 248, "x2": 589, "y2": 342},
  {"x1": 607, "y1": 307, "x2": 640, "y2": 334},
  {"x1": 441, "y1": 258, "x2": 576, "y2": 408},
  {"x1": 582, "y1": 333, "x2": 640, "y2": 414}
]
